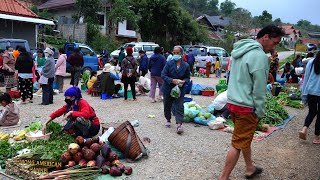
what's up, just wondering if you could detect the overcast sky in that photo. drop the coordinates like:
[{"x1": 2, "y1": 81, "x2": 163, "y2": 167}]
[{"x1": 218, "y1": 0, "x2": 320, "y2": 25}]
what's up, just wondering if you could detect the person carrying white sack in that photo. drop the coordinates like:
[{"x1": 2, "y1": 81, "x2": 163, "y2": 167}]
[{"x1": 212, "y1": 90, "x2": 230, "y2": 120}]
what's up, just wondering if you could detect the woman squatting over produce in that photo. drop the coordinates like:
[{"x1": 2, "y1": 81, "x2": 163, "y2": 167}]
[
  {"x1": 161, "y1": 45, "x2": 190, "y2": 134},
  {"x1": 299, "y1": 51, "x2": 320, "y2": 144},
  {"x1": 43, "y1": 86, "x2": 100, "y2": 138}
]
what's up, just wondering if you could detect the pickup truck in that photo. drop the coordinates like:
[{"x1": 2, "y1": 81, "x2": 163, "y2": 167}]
[
  {"x1": 0, "y1": 39, "x2": 30, "y2": 52},
  {"x1": 64, "y1": 43, "x2": 99, "y2": 73}
]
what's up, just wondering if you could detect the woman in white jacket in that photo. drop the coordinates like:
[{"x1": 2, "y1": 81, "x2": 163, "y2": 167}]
[{"x1": 55, "y1": 48, "x2": 67, "y2": 93}]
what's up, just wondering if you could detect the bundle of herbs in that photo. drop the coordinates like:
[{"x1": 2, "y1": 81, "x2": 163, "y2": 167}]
[{"x1": 259, "y1": 94, "x2": 289, "y2": 127}]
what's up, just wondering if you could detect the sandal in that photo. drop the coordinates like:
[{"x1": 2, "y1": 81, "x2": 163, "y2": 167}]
[
  {"x1": 299, "y1": 131, "x2": 307, "y2": 140},
  {"x1": 165, "y1": 122, "x2": 171, "y2": 128},
  {"x1": 177, "y1": 126, "x2": 184, "y2": 134},
  {"x1": 313, "y1": 136, "x2": 320, "y2": 144},
  {"x1": 151, "y1": 99, "x2": 157, "y2": 103},
  {"x1": 245, "y1": 166, "x2": 263, "y2": 179}
]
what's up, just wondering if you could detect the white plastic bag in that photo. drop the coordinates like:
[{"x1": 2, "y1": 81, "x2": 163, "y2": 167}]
[
  {"x1": 99, "y1": 127, "x2": 115, "y2": 142},
  {"x1": 208, "y1": 121, "x2": 224, "y2": 130}
]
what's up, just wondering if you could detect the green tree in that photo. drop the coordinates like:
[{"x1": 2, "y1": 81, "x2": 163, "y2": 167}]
[
  {"x1": 257, "y1": 10, "x2": 272, "y2": 27},
  {"x1": 204, "y1": 0, "x2": 220, "y2": 16},
  {"x1": 297, "y1": 19, "x2": 311, "y2": 28},
  {"x1": 131, "y1": 0, "x2": 208, "y2": 48},
  {"x1": 220, "y1": 0, "x2": 236, "y2": 16},
  {"x1": 75, "y1": 0, "x2": 102, "y2": 44},
  {"x1": 108, "y1": 0, "x2": 139, "y2": 37},
  {"x1": 274, "y1": 18, "x2": 282, "y2": 26},
  {"x1": 229, "y1": 8, "x2": 252, "y2": 33}
]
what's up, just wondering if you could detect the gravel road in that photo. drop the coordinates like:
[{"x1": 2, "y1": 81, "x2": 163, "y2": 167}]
[{"x1": 0, "y1": 73, "x2": 319, "y2": 180}]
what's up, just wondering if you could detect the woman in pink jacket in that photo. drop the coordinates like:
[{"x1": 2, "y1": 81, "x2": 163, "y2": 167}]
[{"x1": 55, "y1": 48, "x2": 67, "y2": 93}]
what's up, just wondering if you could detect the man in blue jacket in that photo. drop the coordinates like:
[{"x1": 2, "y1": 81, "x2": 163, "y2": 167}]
[
  {"x1": 139, "y1": 50, "x2": 148, "y2": 77},
  {"x1": 187, "y1": 49, "x2": 195, "y2": 76}
]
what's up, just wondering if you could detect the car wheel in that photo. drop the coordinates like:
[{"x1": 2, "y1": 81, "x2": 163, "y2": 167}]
[{"x1": 82, "y1": 67, "x2": 92, "y2": 74}]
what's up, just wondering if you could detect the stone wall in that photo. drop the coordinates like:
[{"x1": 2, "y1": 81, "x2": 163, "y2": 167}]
[{"x1": 57, "y1": 24, "x2": 87, "y2": 43}]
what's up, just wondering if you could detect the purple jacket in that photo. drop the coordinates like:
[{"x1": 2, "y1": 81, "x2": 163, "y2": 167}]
[{"x1": 148, "y1": 53, "x2": 166, "y2": 76}]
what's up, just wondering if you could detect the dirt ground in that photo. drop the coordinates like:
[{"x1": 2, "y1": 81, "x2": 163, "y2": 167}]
[{"x1": 0, "y1": 72, "x2": 319, "y2": 180}]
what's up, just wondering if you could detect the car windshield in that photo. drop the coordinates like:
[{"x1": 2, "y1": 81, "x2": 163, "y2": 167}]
[
  {"x1": 0, "y1": 42, "x2": 26, "y2": 50},
  {"x1": 189, "y1": 47, "x2": 207, "y2": 56}
]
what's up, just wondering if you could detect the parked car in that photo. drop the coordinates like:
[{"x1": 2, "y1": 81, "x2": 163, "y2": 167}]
[
  {"x1": 181, "y1": 45, "x2": 192, "y2": 52},
  {"x1": 190, "y1": 45, "x2": 230, "y2": 71},
  {"x1": 64, "y1": 43, "x2": 99, "y2": 73},
  {"x1": 110, "y1": 42, "x2": 160, "y2": 60},
  {"x1": 0, "y1": 39, "x2": 30, "y2": 52},
  {"x1": 306, "y1": 43, "x2": 317, "y2": 51}
]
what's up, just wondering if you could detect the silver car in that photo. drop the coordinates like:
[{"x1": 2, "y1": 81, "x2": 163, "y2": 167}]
[{"x1": 190, "y1": 45, "x2": 230, "y2": 71}]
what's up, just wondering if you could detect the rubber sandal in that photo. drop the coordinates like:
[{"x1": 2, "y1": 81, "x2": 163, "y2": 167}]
[
  {"x1": 245, "y1": 166, "x2": 263, "y2": 179},
  {"x1": 177, "y1": 126, "x2": 184, "y2": 134},
  {"x1": 165, "y1": 122, "x2": 171, "y2": 128},
  {"x1": 299, "y1": 131, "x2": 307, "y2": 140},
  {"x1": 313, "y1": 136, "x2": 320, "y2": 144},
  {"x1": 151, "y1": 99, "x2": 157, "y2": 103}
]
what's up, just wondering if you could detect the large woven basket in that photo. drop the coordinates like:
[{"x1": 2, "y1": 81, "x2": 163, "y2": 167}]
[{"x1": 108, "y1": 121, "x2": 147, "y2": 161}]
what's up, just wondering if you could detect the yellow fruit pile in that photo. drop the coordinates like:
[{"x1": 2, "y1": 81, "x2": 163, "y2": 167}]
[
  {"x1": 0, "y1": 132, "x2": 9, "y2": 141},
  {"x1": 10, "y1": 130, "x2": 27, "y2": 141}
]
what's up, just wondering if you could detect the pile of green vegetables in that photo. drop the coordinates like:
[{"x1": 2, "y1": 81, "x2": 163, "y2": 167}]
[
  {"x1": 224, "y1": 94, "x2": 289, "y2": 131},
  {"x1": 277, "y1": 92, "x2": 303, "y2": 109},
  {"x1": 0, "y1": 122, "x2": 73, "y2": 169},
  {"x1": 259, "y1": 94, "x2": 289, "y2": 127}
]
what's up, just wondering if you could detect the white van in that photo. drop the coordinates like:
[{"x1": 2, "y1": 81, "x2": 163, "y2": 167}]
[{"x1": 110, "y1": 42, "x2": 160, "y2": 60}]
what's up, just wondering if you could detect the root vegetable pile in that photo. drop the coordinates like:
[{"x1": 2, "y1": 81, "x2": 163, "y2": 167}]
[{"x1": 53, "y1": 136, "x2": 133, "y2": 178}]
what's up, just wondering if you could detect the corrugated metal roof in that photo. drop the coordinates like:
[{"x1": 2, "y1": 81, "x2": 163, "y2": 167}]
[
  {"x1": 38, "y1": 0, "x2": 75, "y2": 10},
  {"x1": 0, "y1": 0, "x2": 37, "y2": 18}
]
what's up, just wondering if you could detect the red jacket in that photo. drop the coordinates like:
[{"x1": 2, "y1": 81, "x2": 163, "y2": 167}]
[{"x1": 50, "y1": 99, "x2": 100, "y2": 125}]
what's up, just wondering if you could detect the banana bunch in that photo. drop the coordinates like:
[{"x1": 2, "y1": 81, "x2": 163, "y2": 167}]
[
  {"x1": 0, "y1": 132, "x2": 9, "y2": 141},
  {"x1": 12, "y1": 130, "x2": 27, "y2": 141}
]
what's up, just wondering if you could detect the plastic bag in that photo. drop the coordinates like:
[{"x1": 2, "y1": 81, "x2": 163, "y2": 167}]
[
  {"x1": 208, "y1": 121, "x2": 224, "y2": 130},
  {"x1": 183, "y1": 116, "x2": 194, "y2": 123},
  {"x1": 170, "y1": 85, "x2": 181, "y2": 98},
  {"x1": 194, "y1": 114, "x2": 216, "y2": 126},
  {"x1": 207, "y1": 104, "x2": 215, "y2": 114}
]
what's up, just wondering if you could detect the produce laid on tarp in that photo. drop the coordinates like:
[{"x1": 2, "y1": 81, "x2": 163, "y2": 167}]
[
  {"x1": 276, "y1": 92, "x2": 304, "y2": 109},
  {"x1": 0, "y1": 121, "x2": 135, "y2": 179},
  {"x1": 215, "y1": 94, "x2": 293, "y2": 140}
]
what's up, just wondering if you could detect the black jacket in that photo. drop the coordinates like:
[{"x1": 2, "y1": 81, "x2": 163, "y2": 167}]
[{"x1": 15, "y1": 53, "x2": 34, "y2": 74}]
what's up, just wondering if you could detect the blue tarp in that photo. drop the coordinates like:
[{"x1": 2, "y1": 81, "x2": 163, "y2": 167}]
[{"x1": 277, "y1": 114, "x2": 295, "y2": 129}]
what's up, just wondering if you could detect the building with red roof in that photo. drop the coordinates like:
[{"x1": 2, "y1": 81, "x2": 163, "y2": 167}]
[{"x1": 0, "y1": 0, "x2": 54, "y2": 48}]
